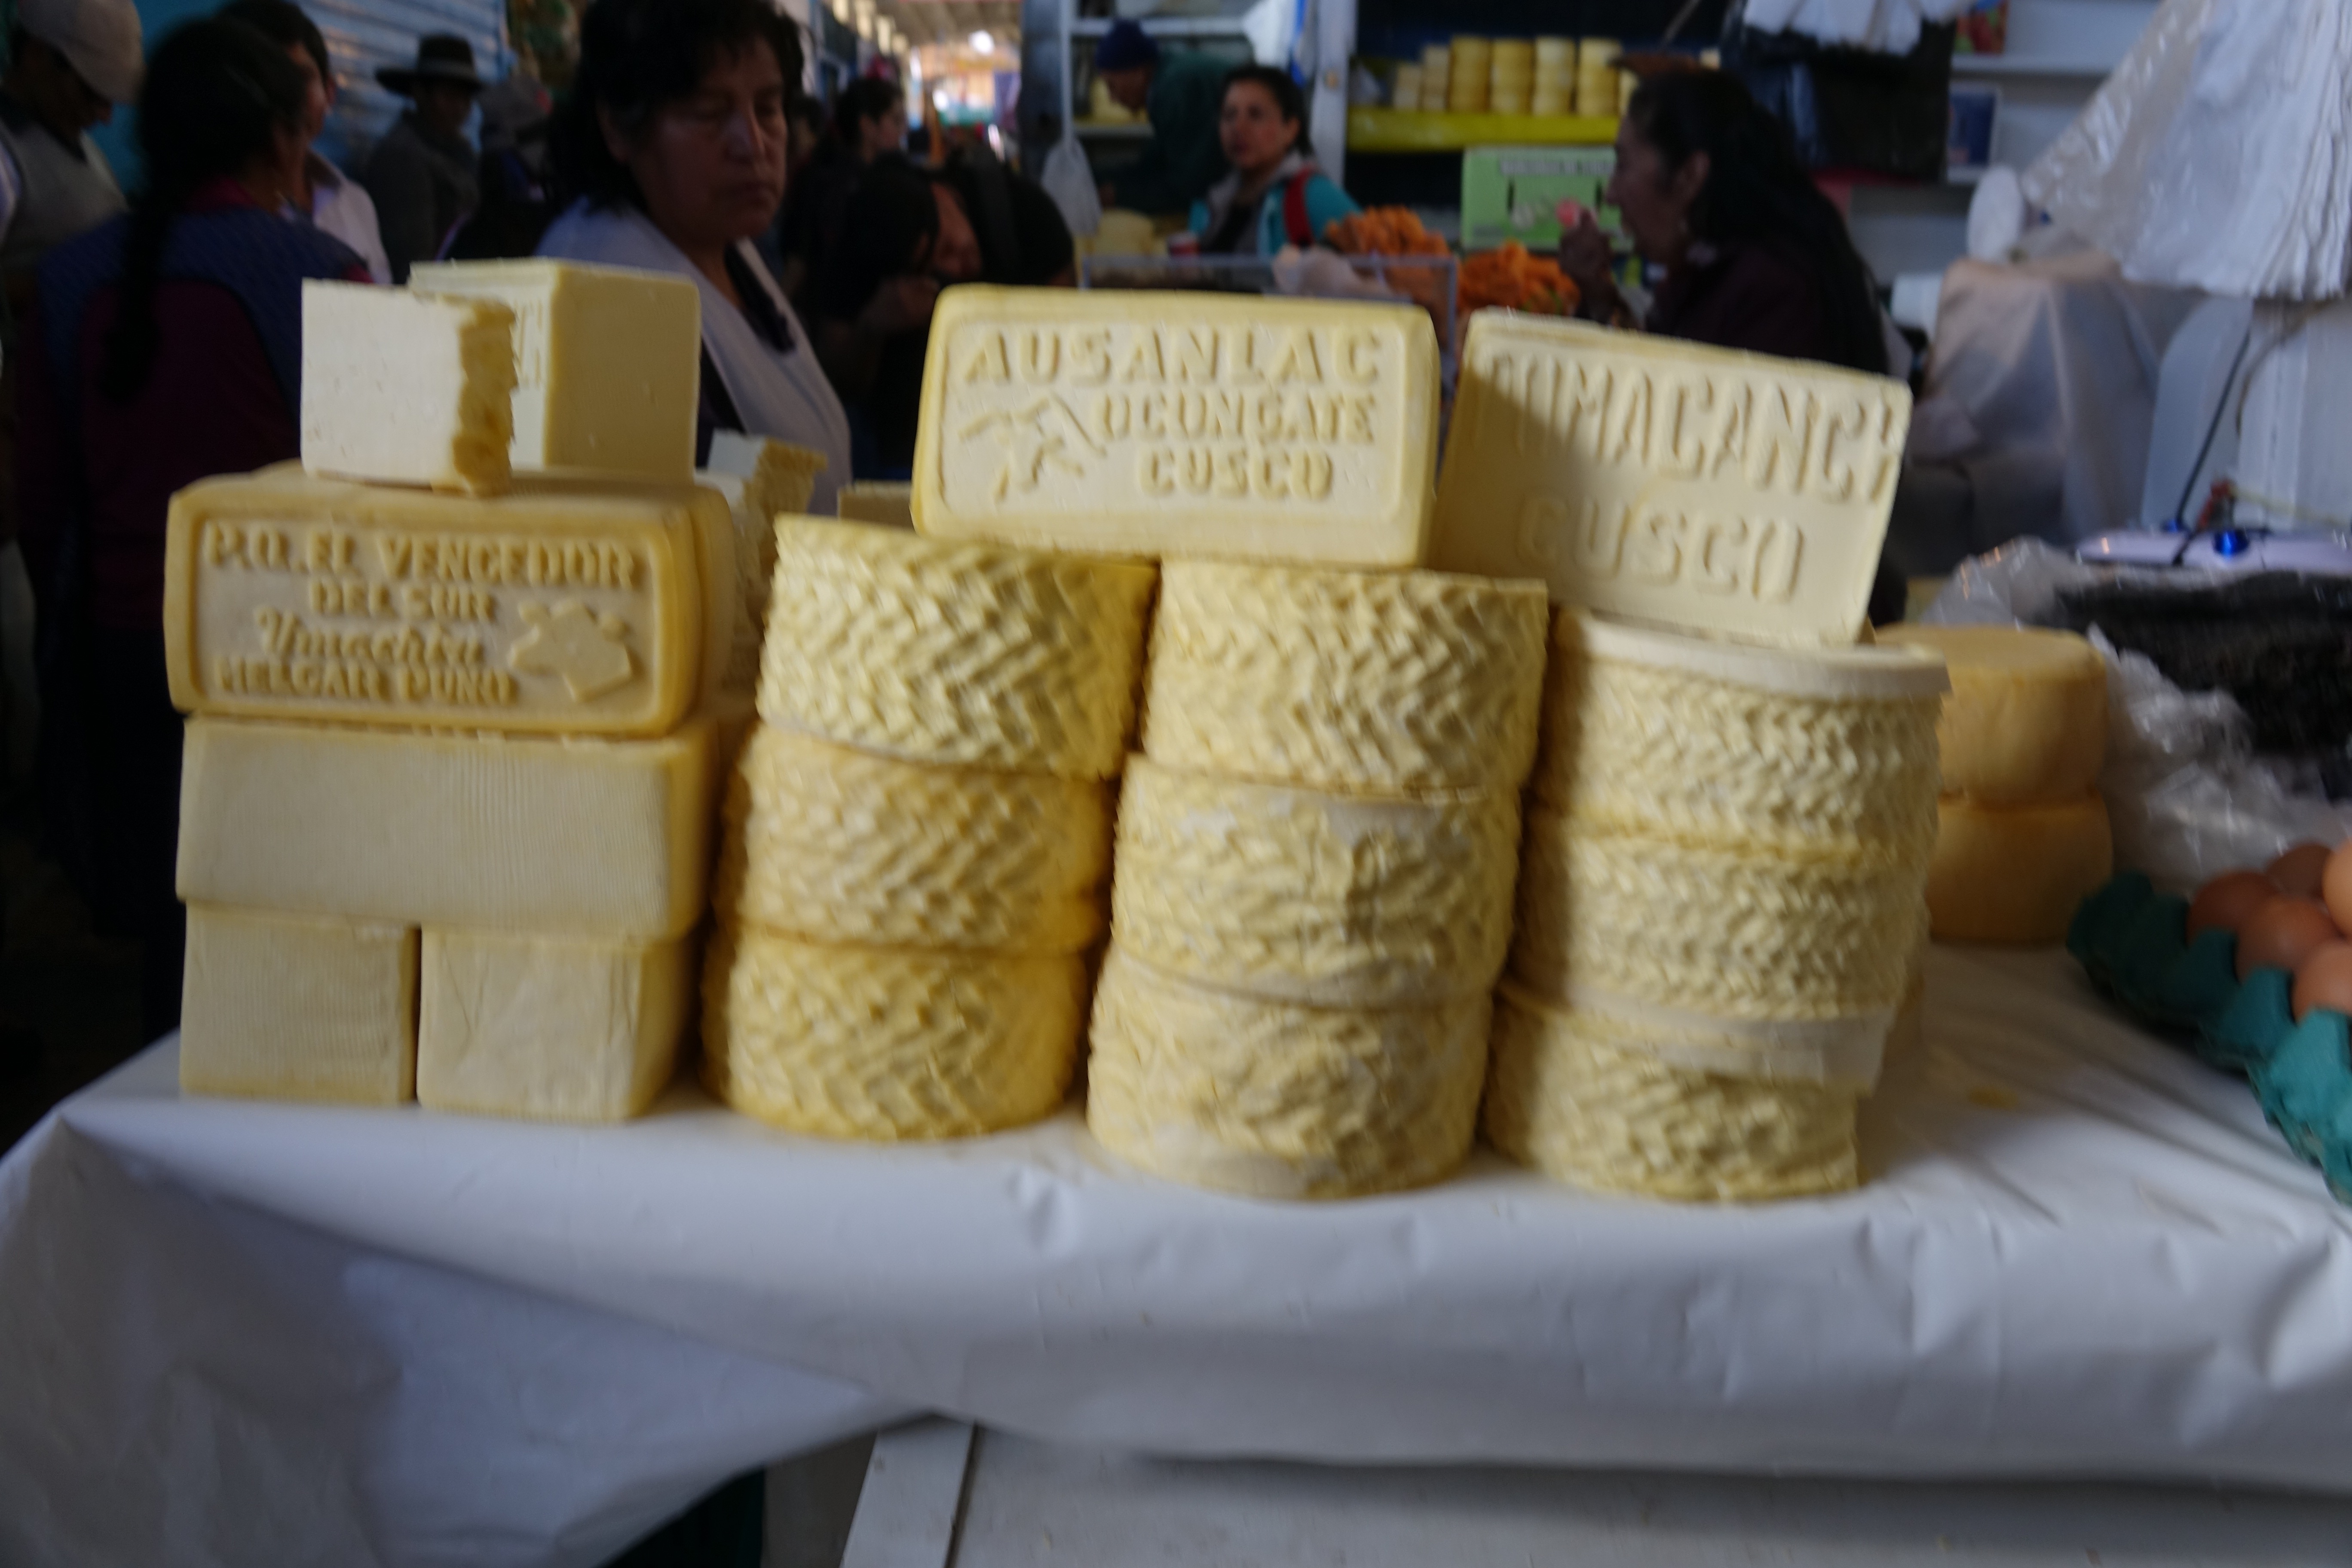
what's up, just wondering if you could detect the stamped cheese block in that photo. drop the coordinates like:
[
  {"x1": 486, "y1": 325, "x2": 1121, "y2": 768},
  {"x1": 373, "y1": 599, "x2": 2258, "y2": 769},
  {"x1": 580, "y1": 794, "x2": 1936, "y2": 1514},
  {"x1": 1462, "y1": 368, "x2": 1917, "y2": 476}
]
[
  {"x1": 162, "y1": 467, "x2": 722, "y2": 736},
  {"x1": 177, "y1": 715, "x2": 719, "y2": 939},
  {"x1": 300, "y1": 282, "x2": 517, "y2": 495},
  {"x1": 716, "y1": 725, "x2": 1111, "y2": 956},
  {"x1": 1432, "y1": 313, "x2": 1912, "y2": 643},
  {"x1": 837, "y1": 481, "x2": 914, "y2": 529},
  {"x1": 409, "y1": 259, "x2": 700, "y2": 485},
  {"x1": 1926, "y1": 793, "x2": 2114, "y2": 944},
  {"x1": 913, "y1": 287, "x2": 1440, "y2": 567},
  {"x1": 180, "y1": 905, "x2": 419, "y2": 1105},
  {"x1": 758, "y1": 518, "x2": 1156, "y2": 779},
  {"x1": 417, "y1": 928, "x2": 693, "y2": 1122},
  {"x1": 1535, "y1": 612, "x2": 1947, "y2": 862},
  {"x1": 704, "y1": 924, "x2": 1083, "y2": 1140},
  {"x1": 1109, "y1": 756, "x2": 1519, "y2": 1005},
  {"x1": 1085, "y1": 945, "x2": 1488, "y2": 1200},
  {"x1": 1877, "y1": 624, "x2": 2107, "y2": 805},
  {"x1": 1141, "y1": 560, "x2": 1550, "y2": 794}
]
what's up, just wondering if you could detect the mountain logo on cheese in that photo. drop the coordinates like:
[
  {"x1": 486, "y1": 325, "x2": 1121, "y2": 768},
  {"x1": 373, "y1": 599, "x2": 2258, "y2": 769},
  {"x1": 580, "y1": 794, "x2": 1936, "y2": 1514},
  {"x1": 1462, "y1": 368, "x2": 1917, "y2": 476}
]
[
  {"x1": 960, "y1": 394, "x2": 1106, "y2": 499},
  {"x1": 508, "y1": 600, "x2": 637, "y2": 701}
]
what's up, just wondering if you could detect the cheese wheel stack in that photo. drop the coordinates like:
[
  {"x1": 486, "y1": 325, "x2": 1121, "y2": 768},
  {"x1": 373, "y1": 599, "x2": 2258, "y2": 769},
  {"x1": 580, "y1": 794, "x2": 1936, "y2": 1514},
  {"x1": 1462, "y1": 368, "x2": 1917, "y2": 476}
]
[
  {"x1": 1880, "y1": 625, "x2": 2112, "y2": 945},
  {"x1": 704, "y1": 518, "x2": 1154, "y2": 1140},
  {"x1": 1489, "y1": 39, "x2": 1535, "y2": 116},
  {"x1": 1392, "y1": 62, "x2": 1425, "y2": 111},
  {"x1": 1487, "y1": 613, "x2": 1947, "y2": 1201},
  {"x1": 1576, "y1": 39, "x2": 1622, "y2": 118},
  {"x1": 1531, "y1": 37, "x2": 1574, "y2": 117},
  {"x1": 1447, "y1": 36, "x2": 1491, "y2": 113},
  {"x1": 1087, "y1": 560, "x2": 1550, "y2": 1198}
]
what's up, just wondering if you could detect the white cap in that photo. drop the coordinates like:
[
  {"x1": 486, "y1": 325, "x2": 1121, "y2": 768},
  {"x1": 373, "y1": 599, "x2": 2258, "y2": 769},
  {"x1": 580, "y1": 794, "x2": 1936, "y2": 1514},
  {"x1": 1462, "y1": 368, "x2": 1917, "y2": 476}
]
[{"x1": 16, "y1": 0, "x2": 144, "y2": 106}]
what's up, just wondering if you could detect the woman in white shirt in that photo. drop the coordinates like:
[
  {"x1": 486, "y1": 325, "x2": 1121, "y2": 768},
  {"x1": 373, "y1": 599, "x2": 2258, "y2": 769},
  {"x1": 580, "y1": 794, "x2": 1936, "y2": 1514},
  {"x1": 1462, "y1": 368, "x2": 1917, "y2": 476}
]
[
  {"x1": 536, "y1": 0, "x2": 849, "y2": 510},
  {"x1": 220, "y1": 0, "x2": 392, "y2": 284}
]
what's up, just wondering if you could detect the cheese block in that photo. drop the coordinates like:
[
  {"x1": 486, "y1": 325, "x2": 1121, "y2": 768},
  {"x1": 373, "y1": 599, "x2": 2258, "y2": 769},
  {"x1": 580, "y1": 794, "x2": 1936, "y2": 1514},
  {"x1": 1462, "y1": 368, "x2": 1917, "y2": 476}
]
[
  {"x1": 180, "y1": 905, "x2": 419, "y2": 1105},
  {"x1": 1925, "y1": 793, "x2": 2113, "y2": 944},
  {"x1": 417, "y1": 928, "x2": 692, "y2": 1122},
  {"x1": 758, "y1": 517, "x2": 1155, "y2": 779},
  {"x1": 1431, "y1": 312, "x2": 1911, "y2": 643},
  {"x1": 1109, "y1": 756, "x2": 1519, "y2": 1005},
  {"x1": 1484, "y1": 983, "x2": 1862, "y2": 1202},
  {"x1": 162, "y1": 467, "x2": 720, "y2": 737},
  {"x1": 695, "y1": 437, "x2": 828, "y2": 691},
  {"x1": 409, "y1": 259, "x2": 700, "y2": 485},
  {"x1": 705, "y1": 431, "x2": 828, "y2": 519},
  {"x1": 177, "y1": 716, "x2": 718, "y2": 939},
  {"x1": 704, "y1": 925, "x2": 1082, "y2": 1140},
  {"x1": 1535, "y1": 612, "x2": 1947, "y2": 862},
  {"x1": 1142, "y1": 559, "x2": 1549, "y2": 794},
  {"x1": 1513, "y1": 808, "x2": 1929, "y2": 1020},
  {"x1": 300, "y1": 282, "x2": 516, "y2": 495},
  {"x1": 1877, "y1": 625, "x2": 2107, "y2": 805},
  {"x1": 912, "y1": 287, "x2": 1440, "y2": 568},
  {"x1": 1085, "y1": 945, "x2": 1488, "y2": 1200},
  {"x1": 717, "y1": 725, "x2": 1110, "y2": 956},
  {"x1": 837, "y1": 481, "x2": 915, "y2": 529}
]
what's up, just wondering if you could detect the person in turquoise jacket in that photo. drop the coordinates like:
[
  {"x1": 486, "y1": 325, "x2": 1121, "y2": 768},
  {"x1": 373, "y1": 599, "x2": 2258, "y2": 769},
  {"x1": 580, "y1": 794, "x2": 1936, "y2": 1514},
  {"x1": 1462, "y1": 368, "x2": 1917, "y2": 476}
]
[{"x1": 1188, "y1": 65, "x2": 1358, "y2": 256}]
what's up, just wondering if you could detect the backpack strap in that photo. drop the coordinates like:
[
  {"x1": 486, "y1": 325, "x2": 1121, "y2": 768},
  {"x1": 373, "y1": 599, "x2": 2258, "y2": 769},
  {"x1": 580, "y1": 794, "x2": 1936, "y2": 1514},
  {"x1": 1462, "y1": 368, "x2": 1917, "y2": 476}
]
[{"x1": 1281, "y1": 169, "x2": 1317, "y2": 247}]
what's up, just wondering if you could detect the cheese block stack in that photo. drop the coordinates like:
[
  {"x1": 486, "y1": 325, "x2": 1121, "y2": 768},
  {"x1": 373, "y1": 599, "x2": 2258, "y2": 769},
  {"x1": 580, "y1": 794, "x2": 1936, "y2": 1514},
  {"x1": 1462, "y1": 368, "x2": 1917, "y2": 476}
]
[
  {"x1": 1086, "y1": 560, "x2": 1550, "y2": 1199},
  {"x1": 1880, "y1": 625, "x2": 2113, "y2": 945},
  {"x1": 172, "y1": 260, "x2": 772, "y2": 1121},
  {"x1": 701, "y1": 518, "x2": 1155, "y2": 1140}
]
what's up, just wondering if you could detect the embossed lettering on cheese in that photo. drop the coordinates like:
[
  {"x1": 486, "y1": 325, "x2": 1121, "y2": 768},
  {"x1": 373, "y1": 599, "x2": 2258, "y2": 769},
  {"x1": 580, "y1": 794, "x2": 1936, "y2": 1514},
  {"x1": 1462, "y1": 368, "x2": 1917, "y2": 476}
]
[
  {"x1": 163, "y1": 471, "x2": 702, "y2": 735},
  {"x1": 914, "y1": 288, "x2": 1438, "y2": 567},
  {"x1": 1430, "y1": 314, "x2": 1911, "y2": 643}
]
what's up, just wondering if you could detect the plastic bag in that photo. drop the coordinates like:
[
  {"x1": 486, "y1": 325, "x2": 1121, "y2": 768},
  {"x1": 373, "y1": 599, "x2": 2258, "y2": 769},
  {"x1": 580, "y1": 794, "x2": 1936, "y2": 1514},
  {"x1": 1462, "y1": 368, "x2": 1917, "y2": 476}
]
[{"x1": 1040, "y1": 135, "x2": 1102, "y2": 241}]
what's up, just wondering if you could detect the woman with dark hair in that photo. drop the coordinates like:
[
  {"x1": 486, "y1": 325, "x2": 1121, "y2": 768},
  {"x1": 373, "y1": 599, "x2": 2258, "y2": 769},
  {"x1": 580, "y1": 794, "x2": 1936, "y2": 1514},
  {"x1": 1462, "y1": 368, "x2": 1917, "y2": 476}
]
[
  {"x1": 539, "y1": 0, "x2": 849, "y2": 507},
  {"x1": 219, "y1": 0, "x2": 393, "y2": 281},
  {"x1": 18, "y1": 16, "x2": 368, "y2": 1036},
  {"x1": 769, "y1": 74, "x2": 905, "y2": 304},
  {"x1": 1558, "y1": 69, "x2": 1887, "y2": 375},
  {"x1": 1190, "y1": 64, "x2": 1356, "y2": 257}
]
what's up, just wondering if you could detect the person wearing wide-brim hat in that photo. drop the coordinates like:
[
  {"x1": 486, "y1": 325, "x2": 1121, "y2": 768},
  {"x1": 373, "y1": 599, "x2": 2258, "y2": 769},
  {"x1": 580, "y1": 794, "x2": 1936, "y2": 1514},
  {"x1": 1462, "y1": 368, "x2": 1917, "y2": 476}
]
[{"x1": 361, "y1": 33, "x2": 483, "y2": 281}]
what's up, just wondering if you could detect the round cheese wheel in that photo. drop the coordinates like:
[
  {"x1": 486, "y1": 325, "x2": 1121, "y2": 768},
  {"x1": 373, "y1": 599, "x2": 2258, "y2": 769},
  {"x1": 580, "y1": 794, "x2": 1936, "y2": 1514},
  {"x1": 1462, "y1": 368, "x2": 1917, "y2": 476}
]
[
  {"x1": 1877, "y1": 625, "x2": 2107, "y2": 806},
  {"x1": 1923, "y1": 793, "x2": 2114, "y2": 945}
]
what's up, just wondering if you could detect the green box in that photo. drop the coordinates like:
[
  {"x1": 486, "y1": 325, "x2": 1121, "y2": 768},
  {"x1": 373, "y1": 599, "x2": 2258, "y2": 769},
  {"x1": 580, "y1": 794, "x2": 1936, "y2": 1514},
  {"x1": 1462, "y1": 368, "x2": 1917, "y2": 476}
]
[{"x1": 1460, "y1": 146, "x2": 1617, "y2": 249}]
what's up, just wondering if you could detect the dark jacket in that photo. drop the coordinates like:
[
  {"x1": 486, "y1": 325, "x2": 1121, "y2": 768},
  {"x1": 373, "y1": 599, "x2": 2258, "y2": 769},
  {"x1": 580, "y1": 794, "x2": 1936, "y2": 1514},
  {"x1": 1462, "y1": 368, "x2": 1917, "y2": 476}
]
[
  {"x1": 1647, "y1": 238, "x2": 1885, "y2": 374},
  {"x1": 1111, "y1": 51, "x2": 1230, "y2": 216},
  {"x1": 363, "y1": 113, "x2": 479, "y2": 282}
]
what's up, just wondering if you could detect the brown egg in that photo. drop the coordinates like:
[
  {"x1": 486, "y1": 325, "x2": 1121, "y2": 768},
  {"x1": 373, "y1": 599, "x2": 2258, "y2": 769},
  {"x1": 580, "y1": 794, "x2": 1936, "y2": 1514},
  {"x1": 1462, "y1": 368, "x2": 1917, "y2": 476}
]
[
  {"x1": 2324, "y1": 842, "x2": 2352, "y2": 935},
  {"x1": 2187, "y1": 870, "x2": 2280, "y2": 940},
  {"x1": 2268, "y1": 841, "x2": 2336, "y2": 897},
  {"x1": 2293, "y1": 942, "x2": 2352, "y2": 1021},
  {"x1": 2236, "y1": 896, "x2": 2344, "y2": 980}
]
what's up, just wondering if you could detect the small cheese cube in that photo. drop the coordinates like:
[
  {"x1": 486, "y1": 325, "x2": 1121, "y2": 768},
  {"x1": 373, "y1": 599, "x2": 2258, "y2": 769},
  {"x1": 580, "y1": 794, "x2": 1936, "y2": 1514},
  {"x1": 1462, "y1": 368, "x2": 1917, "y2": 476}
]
[
  {"x1": 300, "y1": 282, "x2": 517, "y2": 495},
  {"x1": 913, "y1": 286, "x2": 1440, "y2": 567},
  {"x1": 177, "y1": 716, "x2": 720, "y2": 939},
  {"x1": 836, "y1": 481, "x2": 914, "y2": 530},
  {"x1": 409, "y1": 259, "x2": 701, "y2": 486},
  {"x1": 705, "y1": 431, "x2": 828, "y2": 521},
  {"x1": 1431, "y1": 312, "x2": 1912, "y2": 643},
  {"x1": 180, "y1": 906, "x2": 419, "y2": 1104},
  {"x1": 417, "y1": 928, "x2": 693, "y2": 1122},
  {"x1": 1925, "y1": 793, "x2": 2114, "y2": 945},
  {"x1": 1878, "y1": 625, "x2": 2108, "y2": 805}
]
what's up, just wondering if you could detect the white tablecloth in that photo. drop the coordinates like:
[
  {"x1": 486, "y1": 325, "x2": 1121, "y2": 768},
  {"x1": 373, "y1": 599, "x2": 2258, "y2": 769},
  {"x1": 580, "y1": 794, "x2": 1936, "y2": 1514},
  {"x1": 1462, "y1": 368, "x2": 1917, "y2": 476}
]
[{"x1": 5, "y1": 946, "x2": 2352, "y2": 1568}]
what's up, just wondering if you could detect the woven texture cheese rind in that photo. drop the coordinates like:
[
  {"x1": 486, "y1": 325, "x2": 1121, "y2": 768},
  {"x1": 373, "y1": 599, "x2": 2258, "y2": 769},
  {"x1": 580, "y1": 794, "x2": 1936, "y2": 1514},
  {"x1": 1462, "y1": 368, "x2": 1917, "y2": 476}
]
[
  {"x1": 1109, "y1": 757, "x2": 1519, "y2": 1005},
  {"x1": 1085, "y1": 946, "x2": 1487, "y2": 1200},
  {"x1": 717, "y1": 725, "x2": 1110, "y2": 956},
  {"x1": 1141, "y1": 560, "x2": 1549, "y2": 794},
  {"x1": 1512, "y1": 808, "x2": 1929, "y2": 1021},
  {"x1": 703, "y1": 925, "x2": 1082, "y2": 1140},
  {"x1": 1483, "y1": 985, "x2": 1861, "y2": 1202},
  {"x1": 758, "y1": 518, "x2": 1155, "y2": 780}
]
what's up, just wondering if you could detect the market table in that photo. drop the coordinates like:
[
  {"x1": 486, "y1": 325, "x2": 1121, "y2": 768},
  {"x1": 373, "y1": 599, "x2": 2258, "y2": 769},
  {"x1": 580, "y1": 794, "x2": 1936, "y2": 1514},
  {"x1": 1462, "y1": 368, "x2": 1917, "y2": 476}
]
[{"x1": 5, "y1": 946, "x2": 2351, "y2": 1568}]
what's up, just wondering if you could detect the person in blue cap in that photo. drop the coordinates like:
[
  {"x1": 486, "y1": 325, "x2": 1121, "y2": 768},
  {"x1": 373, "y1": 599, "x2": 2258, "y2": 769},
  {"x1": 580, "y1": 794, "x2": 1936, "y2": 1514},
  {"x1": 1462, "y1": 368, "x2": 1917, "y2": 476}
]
[{"x1": 1092, "y1": 19, "x2": 1228, "y2": 216}]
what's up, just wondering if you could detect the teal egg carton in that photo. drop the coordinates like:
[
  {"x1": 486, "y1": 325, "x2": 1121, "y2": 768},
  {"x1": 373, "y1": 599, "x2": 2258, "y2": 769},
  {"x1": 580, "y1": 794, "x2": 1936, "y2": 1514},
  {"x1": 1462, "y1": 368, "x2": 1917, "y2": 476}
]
[{"x1": 2068, "y1": 873, "x2": 2352, "y2": 1204}]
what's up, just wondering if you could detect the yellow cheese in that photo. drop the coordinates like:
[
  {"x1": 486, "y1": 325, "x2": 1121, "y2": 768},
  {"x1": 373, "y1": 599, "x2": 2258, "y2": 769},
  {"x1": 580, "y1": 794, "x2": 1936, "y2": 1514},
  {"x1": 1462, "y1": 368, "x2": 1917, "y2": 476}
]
[
  {"x1": 705, "y1": 431, "x2": 828, "y2": 519},
  {"x1": 1142, "y1": 559, "x2": 1550, "y2": 794},
  {"x1": 177, "y1": 716, "x2": 718, "y2": 939},
  {"x1": 701, "y1": 438, "x2": 831, "y2": 689},
  {"x1": 1535, "y1": 611, "x2": 1947, "y2": 862},
  {"x1": 408, "y1": 259, "x2": 700, "y2": 486},
  {"x1": 912, "y1": 287, "x2": 1440, "y2": 568},
  {"x1": 299, "y1": 282, "x2": 516, "y2": 495},
  {"x1": 1877, "y1": 625, "x2": 2107, "y2": 805},
  {"x1": 162, "y1": 467, "x2": 719, "y2": 736},
  {"x1": 1483, "y1": 983, "x2": 1862, "y2": 1202},
  {"x1": 180, "y1": 905, "x2": 418, "y2": 1105},
  {"x1": 1925, "y1": 793, "x2": 2113, "y2": 944},
  {"x1": 416, "y1": 928, "x2": 692, "y2": 1122},
  {"x1": 1109, "y1": 756, "x2": 1519, "y2": 1005},
  {"x1": 837, "y1": 481, "x2": 915, "y2": 529},
  {"x1": 1430, "y1": 312, "x2": 1911, "y2": 643},
  {"x1": 758, "y1": 517, "x2": 1155, "y2": 779},
  {"x1": 703, "y1": 925, "x2": 1082, "y2": 1139},
  {"x1": 716, "y1": 725, "x2": 1110, "y2": 956},
  {"x1": 1085, "y1": 945, "x2": 1487, "y2": 1199}
]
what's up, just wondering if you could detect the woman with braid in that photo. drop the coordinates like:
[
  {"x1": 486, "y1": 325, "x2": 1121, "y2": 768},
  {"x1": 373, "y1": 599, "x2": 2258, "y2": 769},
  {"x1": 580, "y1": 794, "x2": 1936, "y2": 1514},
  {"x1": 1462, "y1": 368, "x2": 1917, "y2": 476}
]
[{"x1": 18, "y1": 17, "x2": 367, "y2": 1038}]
